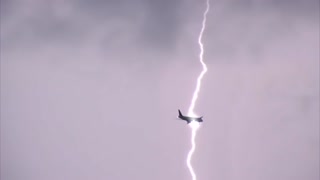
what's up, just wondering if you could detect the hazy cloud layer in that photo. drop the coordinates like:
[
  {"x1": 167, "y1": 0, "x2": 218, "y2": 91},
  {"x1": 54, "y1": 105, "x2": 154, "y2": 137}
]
[{"x1": 1, "y1": 0, "x2": 319, "y2": 180}]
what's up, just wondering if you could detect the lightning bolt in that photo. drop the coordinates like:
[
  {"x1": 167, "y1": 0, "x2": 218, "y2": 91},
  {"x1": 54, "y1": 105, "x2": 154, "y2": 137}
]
[
  {"x1": 186, "y1": 1, "x2": 210, "y2": 180},
  {"x1": 188, "y1": 0, "x2": 210, "y2": 117},
  {"x1": 186, "y1": 121, "x2": 200, "y2": 180}
]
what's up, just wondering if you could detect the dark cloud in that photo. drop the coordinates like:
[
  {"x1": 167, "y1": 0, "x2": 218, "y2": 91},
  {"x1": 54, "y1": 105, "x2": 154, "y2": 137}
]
[
  {"x1": 1, "y1": 0, "x2": 186, "y2": 51},
  {"x1": 138, "y1": 0, "x2": 183, "y2": 50}
]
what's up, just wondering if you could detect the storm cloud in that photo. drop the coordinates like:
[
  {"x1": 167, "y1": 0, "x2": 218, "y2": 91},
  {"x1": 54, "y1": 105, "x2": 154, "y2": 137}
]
[{"x1": 1, "y1": 0, "x2": 319, "y2": 180}]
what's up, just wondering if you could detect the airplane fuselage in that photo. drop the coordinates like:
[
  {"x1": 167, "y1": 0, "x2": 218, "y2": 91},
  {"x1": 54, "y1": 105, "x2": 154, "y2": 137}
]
[{"x1": 178, "y1": 109, "x2": 203, "y2": 124}]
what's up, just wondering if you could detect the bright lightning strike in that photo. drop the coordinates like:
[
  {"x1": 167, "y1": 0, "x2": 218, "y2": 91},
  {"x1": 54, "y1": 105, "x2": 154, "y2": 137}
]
[
  {"x1": 188, "y1": 0, "x2": 210, "y2": 117},
  {"x1": 186, "y1": 1, "x2": 210, "y2": 180},
  {"x1": 187, "y1": 121, "x2": 201, "y2": 180}
]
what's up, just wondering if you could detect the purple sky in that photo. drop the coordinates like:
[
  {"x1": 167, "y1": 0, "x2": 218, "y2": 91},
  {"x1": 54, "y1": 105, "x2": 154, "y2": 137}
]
[{"x1": 1, "y1": 0, "x2": 319, "y2": 180}]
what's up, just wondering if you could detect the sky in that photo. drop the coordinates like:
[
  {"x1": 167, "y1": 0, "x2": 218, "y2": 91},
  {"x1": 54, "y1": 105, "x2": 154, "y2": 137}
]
[{"x1": 1, "y1": 0, "x2": 319, "y2": 180}]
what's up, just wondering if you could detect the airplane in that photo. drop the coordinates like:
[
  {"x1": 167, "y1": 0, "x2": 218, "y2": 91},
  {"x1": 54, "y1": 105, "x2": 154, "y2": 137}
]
[{"x1": 177, "y1": 109, "x2": 203, "y2": 124}]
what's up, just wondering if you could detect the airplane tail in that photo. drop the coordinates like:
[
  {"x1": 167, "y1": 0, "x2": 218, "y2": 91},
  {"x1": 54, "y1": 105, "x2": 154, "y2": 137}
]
[{"x1": 178, "y1": 109, "x2": 183, "y2": 117}]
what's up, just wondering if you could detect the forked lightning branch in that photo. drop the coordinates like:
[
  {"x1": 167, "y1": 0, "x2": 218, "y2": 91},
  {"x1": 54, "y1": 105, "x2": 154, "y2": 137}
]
[{"x1": 176, "y1": 0, "x2": 210, "y2": 180}]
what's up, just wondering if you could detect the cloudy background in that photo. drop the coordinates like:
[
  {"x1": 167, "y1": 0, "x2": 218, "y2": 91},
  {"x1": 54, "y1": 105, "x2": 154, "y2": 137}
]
[{"x1": 1, "y1": 0, "x2": 319, "y2": 180}]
